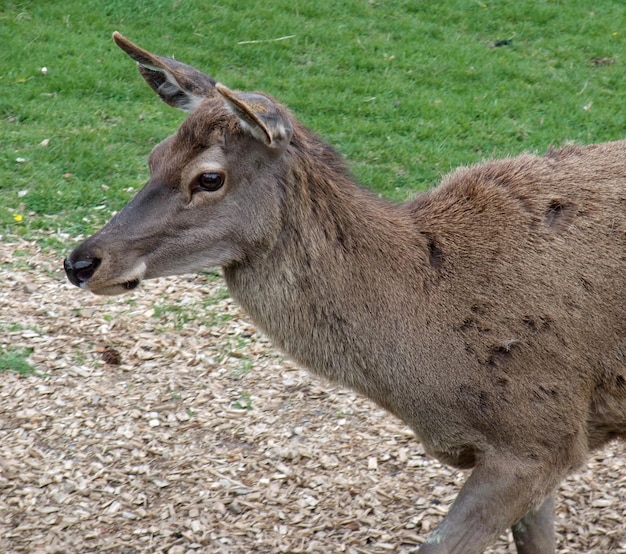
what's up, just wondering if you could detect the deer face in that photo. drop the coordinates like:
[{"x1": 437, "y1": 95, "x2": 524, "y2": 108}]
[{"x1": 64, "y1": 34, "x2": 292, "y2": 295}]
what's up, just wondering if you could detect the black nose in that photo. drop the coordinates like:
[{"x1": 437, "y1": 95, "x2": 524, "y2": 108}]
[{"x1": 64, "y1": 258, "x2": 101, "y2": 287}]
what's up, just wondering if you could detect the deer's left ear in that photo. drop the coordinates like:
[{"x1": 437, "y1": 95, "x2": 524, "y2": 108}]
[
  {"x1": 216, "y1": 84, "x2": 293, "y2": 151},
  {"x1": 113, "y1": 32, "x2": 216, "y2": 112}
]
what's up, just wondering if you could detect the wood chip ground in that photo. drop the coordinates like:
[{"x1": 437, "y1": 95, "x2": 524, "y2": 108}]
[{"x1": 0, "y1": 239, "x2": 624, "y2": 553}]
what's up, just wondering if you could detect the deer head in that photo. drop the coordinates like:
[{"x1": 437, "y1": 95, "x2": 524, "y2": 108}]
[{"x1": 64, "y1": 33, "x2": 293, "y2": 295}]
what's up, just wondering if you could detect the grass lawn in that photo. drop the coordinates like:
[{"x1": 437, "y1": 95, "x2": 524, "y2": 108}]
[{"x1": 1, "y1": 0, "x2": 625, "y2": 251}]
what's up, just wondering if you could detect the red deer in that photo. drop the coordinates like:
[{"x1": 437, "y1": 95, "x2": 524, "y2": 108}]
[{"x1": 64, "y1": 33, "x2": 626, "y2": 553}]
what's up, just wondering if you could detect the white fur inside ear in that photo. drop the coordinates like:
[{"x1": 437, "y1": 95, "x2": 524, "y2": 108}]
[
  {"x1": 221, "y1": 99, "x2": 290, "y2": 147},
  {"x1": 271, "y1": 122, "x2": 290, "y2": 145},
  {"x1": 235, "y1": 116, "x2": 272, "y2": 145},
  {"x1": 216, "y1": 84, "x2": 292, "y2": 148},
  {"x1": 140, "y1": 63, "x2": 204, "y2": 112}
]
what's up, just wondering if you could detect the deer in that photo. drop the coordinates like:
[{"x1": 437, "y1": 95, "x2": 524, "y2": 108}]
[{"x1": 64, "y1": 33, "x2": 626, "y2": 553}]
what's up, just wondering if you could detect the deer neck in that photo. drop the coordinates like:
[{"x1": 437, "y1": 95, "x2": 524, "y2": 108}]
[{"x1": 223, "y1": 139, "x2": 433, "y2": 402}]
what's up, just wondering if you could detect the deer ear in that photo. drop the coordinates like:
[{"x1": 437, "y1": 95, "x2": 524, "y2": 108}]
[
  {"x1": 113, "y1": 32, "x2": 216, "y2": 112},
  {"x1": 216, "y1": 84, "x2": 293, "y2": 150}
]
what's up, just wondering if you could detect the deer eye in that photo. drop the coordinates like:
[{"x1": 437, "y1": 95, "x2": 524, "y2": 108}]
[{"x1": 195, "y1": 171, "x2": 225, "y2": 192}]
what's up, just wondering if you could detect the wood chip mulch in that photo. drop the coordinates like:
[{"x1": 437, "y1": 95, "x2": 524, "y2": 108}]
[{"x1": 1, "y1": 238, "x2": 625, "y2": 553}]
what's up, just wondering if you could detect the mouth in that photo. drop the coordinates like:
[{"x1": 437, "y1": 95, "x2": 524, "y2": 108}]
[
  {"x1": 66, "y1": 259, "x2": 148, "y2": 295},
  {"x1": 87, "y1": 278, "x2": 142, "y2": 296},
  {"x1": 123, "y1": 278, "x2": 140, "y2": 290}
]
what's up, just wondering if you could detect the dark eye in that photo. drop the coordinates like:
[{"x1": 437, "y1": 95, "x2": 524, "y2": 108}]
[{"x1": 196, "y1": 172, "x2": 225, "y2": 192}]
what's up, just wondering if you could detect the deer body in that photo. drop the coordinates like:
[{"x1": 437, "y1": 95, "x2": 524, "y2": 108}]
[{"x1": 65, "y1": 34, "x2": 626, "y2": 554}]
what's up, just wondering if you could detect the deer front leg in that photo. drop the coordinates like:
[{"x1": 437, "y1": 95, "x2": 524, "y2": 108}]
[
  {"x1": 417, "y1": 455, "x2": 559, "y2": 554},
  {"x1": 511, "y1": 494, "x2": 556, "y2": 554}
]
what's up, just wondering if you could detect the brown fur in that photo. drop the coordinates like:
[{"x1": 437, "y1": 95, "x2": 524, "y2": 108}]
[{"x1": 65, "y1": 34, "x2": 626, "y2": 553}]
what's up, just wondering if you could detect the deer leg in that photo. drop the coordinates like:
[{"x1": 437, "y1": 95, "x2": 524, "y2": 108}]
[
  {"x1": 417, "y1": 455, "x2": 559, "y2": 554},
  {"x1": 511, "y1": 494, "x2": 556, "y2": 554}
]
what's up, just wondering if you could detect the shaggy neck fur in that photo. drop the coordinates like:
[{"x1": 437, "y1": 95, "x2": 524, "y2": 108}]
[{"x1": 224, "y1": 125, "x2": 435, "y2": 412}]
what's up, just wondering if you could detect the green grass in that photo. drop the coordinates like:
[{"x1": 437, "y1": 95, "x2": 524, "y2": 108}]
[
  {"x1": 1, "y1": 0, "x2": 625, "y2": 251},
  {"x1": 231, "y1": 391, "x2": 253, "y2": 411},
  {"x1": 0, "y1": 347, "x2": 37, "y2": 376},
  {"x1": 152, "y1": 301, "x2": 193, "y2": 331}
]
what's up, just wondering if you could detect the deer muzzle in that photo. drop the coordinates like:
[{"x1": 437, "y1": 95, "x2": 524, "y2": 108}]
[{"x1": 63, "y1": 248, "x2": 145, "y2": 295}]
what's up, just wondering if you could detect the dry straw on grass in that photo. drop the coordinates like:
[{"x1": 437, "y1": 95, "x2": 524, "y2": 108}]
[{"x1": 0, "y1": 239, "x2": 625, "y2": 553}]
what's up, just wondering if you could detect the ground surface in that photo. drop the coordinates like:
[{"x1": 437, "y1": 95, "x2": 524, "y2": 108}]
[{"x1": 0, "y1": 239, "x2": 625, "y2": 554}]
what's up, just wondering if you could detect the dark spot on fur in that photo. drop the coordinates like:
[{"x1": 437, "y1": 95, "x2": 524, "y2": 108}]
[
  {"x1": 458, "y1": 318, "x2": 474, "y2": 331},
  {"x1": 545, "y1": 200, "x2": 565, "y2": 226},
  {"x1": 616, "y1": 375, "x2": 626, "y2": 388},
  {"x1": 538, "y1": 385, "x2": 558, "y2": 398},
  {"x1": 533, "y1": 385, "x2": 559, "y2": 403},
  {"x1": 523, "y1": 315, "x2": 551, "y2": 331},
  {"x1": 336, "y1": 225, "x2": 348, "y2": 251},
  {"x1": 496, "y1": 377, "x2": 509, "y2": 388},
  {"x1": 477, "y1": 390, "x2": 492, "y2": 415},
  {"x1": 471, "y1": 304, "x2": 487, "y2": 316},
  {"x1": 464, "y1": 344, "x2": 475, "y2": 355},
  {"x1": 426, "y1": 235, "x2": 444, "y2": 270},
  {"x1": 523, "y1": 316, "x2": 535, "y2": 329},
  {"x1": 544, "y1": 200, "x2": 575, "y2": 231},
  {"x1": 580, "y1": 277, "x2": 593, "y2": 292},
  {"x1": 330, "y1": 312, "x2": 348, "y2": 329}
]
